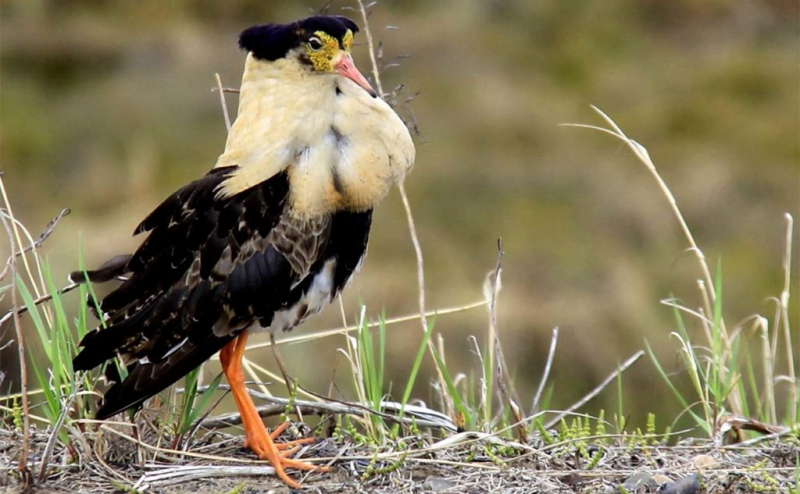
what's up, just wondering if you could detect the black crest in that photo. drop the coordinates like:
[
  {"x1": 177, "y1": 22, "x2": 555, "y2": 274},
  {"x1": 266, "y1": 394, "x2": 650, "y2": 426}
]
[{"x1": 239, "y1": 15, "x2": 359, "y2": 61}]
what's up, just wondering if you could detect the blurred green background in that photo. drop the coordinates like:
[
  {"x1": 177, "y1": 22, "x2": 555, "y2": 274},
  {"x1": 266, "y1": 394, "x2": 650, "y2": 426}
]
[{"x1": 1, "y1": 0, "x2": 798, "y2": 429}]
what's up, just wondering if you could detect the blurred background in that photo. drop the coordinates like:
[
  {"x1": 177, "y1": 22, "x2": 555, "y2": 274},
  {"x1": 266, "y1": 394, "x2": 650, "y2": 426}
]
[{"x1": 1, "y1": 0, "x2": 798, "y2": 430}]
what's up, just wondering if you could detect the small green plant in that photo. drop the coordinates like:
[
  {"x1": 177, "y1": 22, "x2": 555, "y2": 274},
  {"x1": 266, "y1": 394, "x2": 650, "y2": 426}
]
[
  {"x1": 175, "y1": 366, "x2": 223, "y2": 436},
  {"x1": 20, "y1": 258, "x2": 103, "y2": 440}
]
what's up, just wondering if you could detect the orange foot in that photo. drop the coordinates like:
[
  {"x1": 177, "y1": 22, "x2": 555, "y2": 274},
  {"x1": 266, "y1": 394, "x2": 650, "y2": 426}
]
[
  {"x1": 245, "y1": 421, "x2": 331, "y2": 488},
  {"x1": 220, "y1": 334, "x2": 331, "y2": 489}
]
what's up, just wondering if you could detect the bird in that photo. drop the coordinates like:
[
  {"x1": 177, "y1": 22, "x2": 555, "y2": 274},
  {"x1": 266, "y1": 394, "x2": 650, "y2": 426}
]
[{"x1": 70, "y1": 15, "x2": 414, "y2": 488}]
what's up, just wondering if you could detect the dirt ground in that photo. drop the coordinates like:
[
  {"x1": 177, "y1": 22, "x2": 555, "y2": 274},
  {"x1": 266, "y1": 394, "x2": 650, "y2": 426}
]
[{"x1": 1, "y1": 423, "x2": 798, "y2": 493}]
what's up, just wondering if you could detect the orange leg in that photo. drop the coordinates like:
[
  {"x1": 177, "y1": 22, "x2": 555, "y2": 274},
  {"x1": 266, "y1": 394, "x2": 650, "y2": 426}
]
[{"x1": 220, "y1": 333, "x2": 329, "y2": 488}]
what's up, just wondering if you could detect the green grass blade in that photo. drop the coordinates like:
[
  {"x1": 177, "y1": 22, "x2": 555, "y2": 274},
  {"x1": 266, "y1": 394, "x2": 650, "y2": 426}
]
[
  {"x1": 645, "y1": 339, "x2": 706, "y2": 430},
  {"x1": 16, "y1": 276, "x2": 51, "y2": 361},
  {"x1": 178, "y1": 367, "x2": 200, "y2": 434},
  {"x1": 184, "y1": 371, "x2": 224, "y2": 433}
]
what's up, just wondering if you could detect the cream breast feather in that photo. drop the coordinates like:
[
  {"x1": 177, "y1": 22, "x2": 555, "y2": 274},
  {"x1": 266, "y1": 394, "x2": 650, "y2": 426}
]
[{"x1": 215, "y1": 53, "x2": 414, "y2": 217}]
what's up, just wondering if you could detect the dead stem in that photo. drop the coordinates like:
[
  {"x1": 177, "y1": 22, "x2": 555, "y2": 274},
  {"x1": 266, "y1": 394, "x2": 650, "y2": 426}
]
[
  {"x1": 355, "y1": 0, "x2": 385, "y2": 99},
  {"x1": 193, "y1": 384, "x2": 456, "y2": 431},
  {"x1": 0, "y1": 177, "x2": 32, "y2": 488},
  {"x1": 38, "y1": 388, "x2": 78, "y2": 481}
]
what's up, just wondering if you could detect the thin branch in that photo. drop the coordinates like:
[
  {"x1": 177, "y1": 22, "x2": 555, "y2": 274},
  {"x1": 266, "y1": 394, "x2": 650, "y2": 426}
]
[
  {"x1": 0, "y1": 181, "x2": 47, "y2": 302},
  {"x1": 210, "y1": 87, "x2": 240, "y2": 94},
  {"x1": 543, "y1": 350, "x2": 644, "y2": 429},
  {"x1": 140, "y1": 465, "x2": 278, "y2": 488}
]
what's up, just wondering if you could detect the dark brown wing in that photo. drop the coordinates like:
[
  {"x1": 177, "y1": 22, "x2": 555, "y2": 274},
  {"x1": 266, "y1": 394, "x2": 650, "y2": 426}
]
[
  {"x1": 72, "y1": 167, "x2": 374, "y2": 419},
  {"x1": 72, "y1": 166, "x2": 309, "y2": 418}
]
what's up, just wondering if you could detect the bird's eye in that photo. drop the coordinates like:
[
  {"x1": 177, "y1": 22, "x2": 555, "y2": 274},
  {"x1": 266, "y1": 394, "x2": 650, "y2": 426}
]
[{"x1": 308, "y1": 37, "x2": 323, "y2": 51}]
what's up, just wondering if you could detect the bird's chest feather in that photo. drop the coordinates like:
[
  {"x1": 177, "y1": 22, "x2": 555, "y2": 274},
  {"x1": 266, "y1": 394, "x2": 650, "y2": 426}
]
[
  {"x1": 216, "y1": 57, "x2": 414, "y2": 218},
  {"x1": 284, "y1": 79, "x2": 411, "y2": 217}
]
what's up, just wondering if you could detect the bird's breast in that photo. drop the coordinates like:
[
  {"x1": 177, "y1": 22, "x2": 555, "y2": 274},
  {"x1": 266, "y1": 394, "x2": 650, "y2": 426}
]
[
  {"x1": 287, "y1": 79, "x2": 414, "y2": 218},
  {"x1": 217, "y1": 58, "x2": 415, "y2": 218}
]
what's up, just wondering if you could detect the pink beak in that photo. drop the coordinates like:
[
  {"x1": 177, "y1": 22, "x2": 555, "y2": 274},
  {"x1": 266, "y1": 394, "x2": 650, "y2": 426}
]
[{"x1": 334, "y1": 54, "x2": 377, "y2": 98}]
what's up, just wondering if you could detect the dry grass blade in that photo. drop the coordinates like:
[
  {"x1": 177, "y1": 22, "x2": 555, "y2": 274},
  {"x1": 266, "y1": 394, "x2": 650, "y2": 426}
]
[
  {"x1": 530, "y1": 327, "x2": 558, "y2": 417},
  {"x1": 527, "y1": 330, "x2": 558, "y2": 421},
  {"x1": 236, "y1": 299, "x2": 489, "y2": 354},
  {"x1": 543, "y1": 350, "x2": 644, "y2": 429},
  {"x1": 565, "y1": 107, "x2": 719, "y2": 308},
  {"x1": 564, "y1": 106, "x2": 744, "y2": 416}
]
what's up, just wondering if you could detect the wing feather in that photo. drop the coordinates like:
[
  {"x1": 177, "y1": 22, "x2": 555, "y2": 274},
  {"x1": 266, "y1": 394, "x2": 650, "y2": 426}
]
[
  {"x1": 73, "y1": 168, "x2": 372, "y2": 420},
  {"x1": 72, "y1": 167, "x2": 309, "y2": 418}
]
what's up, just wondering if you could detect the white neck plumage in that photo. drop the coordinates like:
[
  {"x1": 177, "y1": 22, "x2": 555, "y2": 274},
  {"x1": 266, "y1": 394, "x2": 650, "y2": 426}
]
[{"x1": 215, "y1": 53, "x2": 415, "y2": 219}]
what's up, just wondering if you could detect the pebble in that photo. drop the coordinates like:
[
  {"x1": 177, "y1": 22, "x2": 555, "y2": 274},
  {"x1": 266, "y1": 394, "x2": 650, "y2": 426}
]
[
  {"x1": 652, "y1": 474, "x2": 673, "y2": 485},
  {"x1": 660, "y1": 473, "x2": 701, "y2": 494},
  {"x1": 691, "y1": 454, "x2": 717, "y2": 470},
  {"x1": 622, "y1": 471, "x2": 657, "y2": 492},
  {"x1": 423, "y1": 476, "x2": 456, "y2": 491}
]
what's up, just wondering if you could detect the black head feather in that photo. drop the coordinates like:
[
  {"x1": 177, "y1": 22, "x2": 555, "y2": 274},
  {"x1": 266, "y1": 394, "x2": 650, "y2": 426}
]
[{"x1": 239, "y1": 15, "x2": 359, "y2": 61}]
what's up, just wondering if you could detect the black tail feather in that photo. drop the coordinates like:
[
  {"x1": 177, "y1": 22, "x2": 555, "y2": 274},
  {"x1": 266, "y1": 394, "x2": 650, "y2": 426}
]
[
  {"x1": 69, "y1": 254, "x2": 132, "y2": 284},
  {"x1": 94, "y1": 332, "x2": 234, "y2": 420}
]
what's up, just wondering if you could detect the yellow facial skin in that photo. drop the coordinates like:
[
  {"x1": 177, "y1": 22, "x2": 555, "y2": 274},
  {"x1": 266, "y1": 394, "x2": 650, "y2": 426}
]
[{"x1": 305, "y1": 29, "x2": 353, "y2": 72}]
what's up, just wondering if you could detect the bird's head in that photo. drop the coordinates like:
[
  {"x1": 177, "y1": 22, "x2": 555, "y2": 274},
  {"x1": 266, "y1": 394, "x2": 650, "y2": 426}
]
[{"x1": 239, "y1": 15, "x2": 376, "y2": 97}]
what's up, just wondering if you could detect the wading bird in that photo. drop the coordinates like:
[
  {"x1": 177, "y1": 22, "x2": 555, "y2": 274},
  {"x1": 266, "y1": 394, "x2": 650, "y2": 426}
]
[{"x1": 71, "y1": 15, "x2": 414, "y2": 487}]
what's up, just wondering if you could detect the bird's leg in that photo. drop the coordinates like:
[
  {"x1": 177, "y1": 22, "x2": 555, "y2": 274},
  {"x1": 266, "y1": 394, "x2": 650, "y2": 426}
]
[{"x1": 220, "y1": 333, "x2": 329, "y2": 488}]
